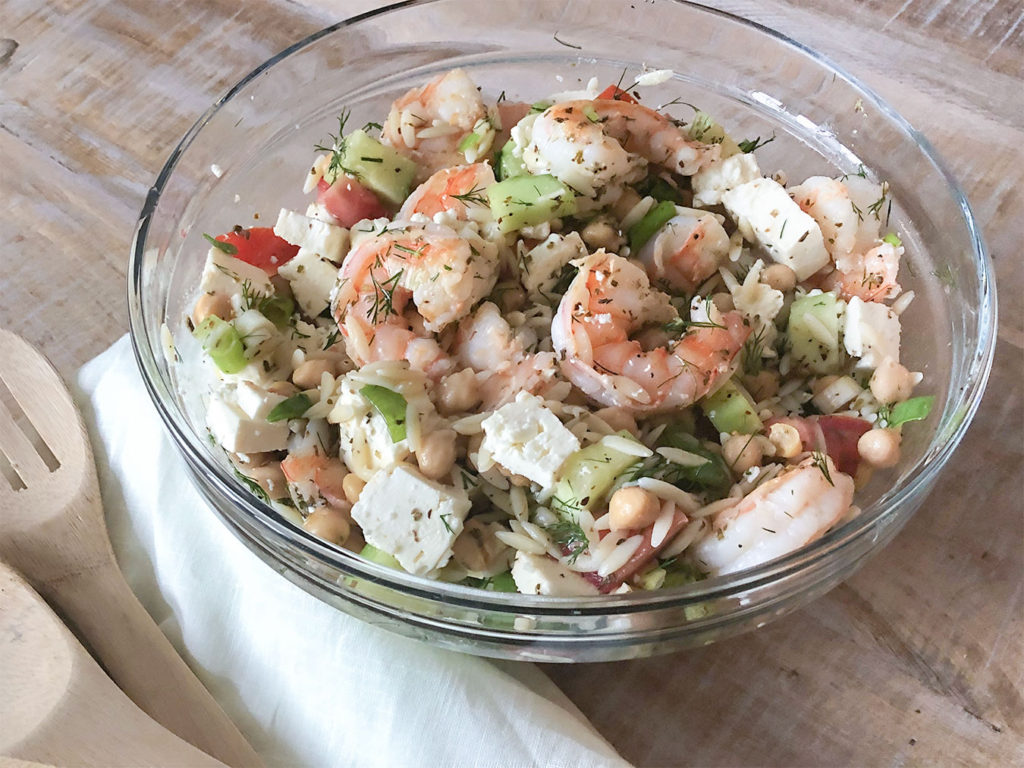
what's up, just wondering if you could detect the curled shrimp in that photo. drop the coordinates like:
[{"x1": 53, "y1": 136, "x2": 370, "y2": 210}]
[
  {"x1": 691, "y1": 455, "x2": 854, "y2": 576},
  {"x1": 382, "y1": 68, "x2": 490, "y2": 180},
  {"x1": 398, "y1": 162, "x2": 495, "y2": 223},
  {"x1": 789, "y1": 175, "x2": 884, "y2": 259},
  {"x1": 523, "y1": 99, "x2": 720, "y2": 199},
  {"x1": 820, "y1": 241, "x2": 903, "y2": 302},
  {"x1": 332, "y1": 222, "x2": 498, "y2": 375},
  {"x1": 551, "y1": 251, "x2": 750, "y2": 413},
  {"x1": 635, "y1": 207, "x2": 730, "y2": 294}
]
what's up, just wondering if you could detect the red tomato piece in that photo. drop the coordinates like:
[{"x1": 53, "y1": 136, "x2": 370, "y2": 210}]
[
  {"x1": 317, "y1": 175, "x2": 390, "y2": 227},
  {"x1": 215, "y1": 227, "x2": 298, "y2": 276},
  {"x1": 597, "y1": 85, "x2": 639, "y2": 104},
  {"x1": 766, "y1": 414, "x2": 871, "y2": 477}
]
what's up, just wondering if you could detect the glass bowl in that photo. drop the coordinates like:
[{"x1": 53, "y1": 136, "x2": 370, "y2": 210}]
[{"x1": 128, "y1": 0, "x2": 996, "y2": 661}]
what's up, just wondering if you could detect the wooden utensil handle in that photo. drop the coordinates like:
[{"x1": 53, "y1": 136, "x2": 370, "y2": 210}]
[{"x1": 43, "y1": 560, "x2": 262, "y2": 768}]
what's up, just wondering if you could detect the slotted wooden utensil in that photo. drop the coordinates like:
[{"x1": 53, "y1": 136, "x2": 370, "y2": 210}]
[
  {"x1": 0, "y1": 560, "x2": 226, "y2": 767},
  {"x1": 0, "y1": 329, "x2": 261, "y2": 767}
]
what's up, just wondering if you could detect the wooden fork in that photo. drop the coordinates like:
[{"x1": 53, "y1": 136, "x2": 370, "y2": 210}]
[{"x1": 0, "y1": 329, "x2": 262, "y2": 767}]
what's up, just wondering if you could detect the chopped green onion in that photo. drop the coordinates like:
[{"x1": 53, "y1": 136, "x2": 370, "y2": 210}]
[
  {"x1": 628, "y1": 200, "x2": 677, "y2": 252},
  {"x1": 203, "y1": 233, "x2": 237, "y2": 255},
  {"x1": 582, "y1": 104, "x2": 600, "y2": 123},
  {"x1": 360, "y1": 384, "x2": 408, "y2": 442},
  {"x1": 266, "y1": 393, "x2": 312, "y2": 423},
  {"x1": 883, "y1": 232, "x2": 902, "y2": 247},
  {"x1": 192, "y1": 316, "x2": 247, "y2": 373},
  {"x1": 530, "y1": 100, "x2": 552, "y2": 113},
  {"x1": 458, "y1": 131, "x2": 482, "y2": 151},
  {"x1": 882, "y1": 395, "x2": 934, "y2": 428},
  {"x1": 258, "y1": 295, "x2": 294, "y2": 329}
]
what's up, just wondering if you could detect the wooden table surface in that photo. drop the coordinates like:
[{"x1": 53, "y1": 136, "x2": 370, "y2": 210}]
[{"x1": 2, "y1": 0, "x2": 1021, "y2": 765}]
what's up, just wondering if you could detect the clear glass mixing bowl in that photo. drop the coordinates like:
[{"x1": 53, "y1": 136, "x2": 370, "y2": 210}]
[{"x1": 128, "y1": 0, "x2": 996, "y2": 661}]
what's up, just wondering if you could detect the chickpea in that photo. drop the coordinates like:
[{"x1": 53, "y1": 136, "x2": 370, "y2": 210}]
[
  {"x1": 192, "y1": 292, "x2": 233, "y2": 326},
  {"x1": 313, "y1": 458, "x2": 349, "y2": 508},
  {"x1": 711, "y1": 292, "x2": 735, "y2": 313},
  {"x1": 744, "y1": 369, "x2": 780, "y2": 402},
  {"x1": 342, "y1": 473, "x2": 366, "y2": 505},
  {"x1": 722, "y1": 433, "x2": 764, "y2": 474},
  {"x1": 343, "y1": 526, "x2": 365, "y2": 554},
  {"x1": 594, "y1": 406, "x2": 638, "y2": 436},
  {"x1": 267, "y1": 380, "x2": 299, "y2": 398},
  {"x1": 245, "y1": 463, "x2": 287, "y2": 497},
  {"x1": 466, "y1": 433, "x2": 485, "y2": 470},
  {"x1": 497, "y1": 284, "x2": 527, "y2": 314},
  {"x1": 437, "y1": 368, "x2": 480, "y2": 415},
  {"x1": 452, "y1": 518, "x2": 507, "y2": 573},
  {"x1": 417, "y1": 429, "x2": 457, "y2": 480},
  {"x1": 581, "y1": 219, "x2": 624, "y2": 252},
  {"x1": 292, "y1": 358, "x2": 334, "y2": 389},
  {"x1": 609, "y1": 486, "x2": 661, "y2": 531},
  {"x1": 768, "y1": 422, "x2": 802, "y2": 459},
  {"x1": 870, "y1": 358, "x2": 915, "y2": 404},
  {"x1": 761, "y1": 263, "x2": 797, "y2": 292},
  {"x1": 611, "y1": 187, "x2": 642, "y2": 221},
  {"x1": 302, "y1": 504, "x2": 351, "y2": 545},
  {"x1": 858, "y1": 428, "x2": 901, "y2": 468}
]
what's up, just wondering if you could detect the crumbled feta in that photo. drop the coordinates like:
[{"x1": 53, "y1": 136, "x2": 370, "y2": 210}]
[
  {"x1": 692, "y1": 152, "x2": 762, "y2": 207},
  {"x1": 206, "y1": 394, "x2": 290, "y2": 453},
  {"x1": 273, "y1": 208, "x2": 349, "y2": 263},
  {"x1": 232, "y1": 309, "x2": 279, "y2": 359},
  {"x1": 199, "y1": 246, "x2": 273, "y2": 301},
  {"x1": 520, "y1": 232, "x2": 588, "y2": 300},
  {"x1": 481, "y1": 392, "x2": 580, "y2": 488},
  {"x1": 510, "y1": 552, "x2": 599, "y2": 596},
  {"x1": 277, "y1": 248, "x2": 341, "y2": 318},
  {"x1": 721, "y1": 177, "x2": 830, "y2": 280},
  {"x1": 352, "y1": 464, "x2": 471, "y2": 575},
  {"x1": 724, "y1": 259, "x2": 784, "y2": 334},
  {"x1": 328, "y1": 377, "x2": 411, "y2": 480},
  {"x1": 234, "y1": 381, "x2": 286, "y2": 420},
  {"x1": 843, "y1": 296, "x2": 901, "y2": 369}
]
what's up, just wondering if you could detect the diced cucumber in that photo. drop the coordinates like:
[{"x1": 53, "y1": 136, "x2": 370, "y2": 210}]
[
  {"x1": 487, "y1": 174, "x2": 577, "y2": 233},
  {"x1": 553, "y1": 431, "x2": 642, "y2": 515},
  {"x1": 488, "y1": 571, "x2": 517, "y2": 592},
  {"x1": 334, "y1": 129, "x2": 417, "y2": 206},
  {"x1": 656, "y1": 424, "x2": 731, "y2": 496},
  {"x1": 686, "y1": 111, "x2": 741, "y2": 157},
  {"x1": 701, "y1": 379, "x2": 763, "y2": 435},
  {"x1": 496, "y1": 139, "x2": 528, "y2": 181},
  {"x1": 628, "y1": 200, "x2": 677, "y2": 251},
  {"x1": 788, "y1": 292, "x2": 845, "y2": 374},
  {"x1": 359, "y1": 543, "x2": 403, "y2": 570}
]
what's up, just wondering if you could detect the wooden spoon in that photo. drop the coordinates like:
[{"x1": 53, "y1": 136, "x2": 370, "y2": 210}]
[
  {"x1": 0, "y1": 561, "x2": 226, "y2": 766},
  {"x1": 0, "y1": 329, "x2": 261, "y2": 767}
]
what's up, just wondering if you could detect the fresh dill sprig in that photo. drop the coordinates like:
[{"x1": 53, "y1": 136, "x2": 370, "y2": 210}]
[
  {"x1": 233, "y1": 467, "x2": 271, "y2": 503},
  {"x1": 545, "y1": 515, "x2": 589, "y2": 564},
  {"x1": 737, "y1": 134, "x2": 776, "y2": 153},
  {"x1": 367, "y1": 269, "x2": 403, "y2": 323},
  {"x1": 450, "y1": 184, "x2": 489, "y2": 207},
  {"x1": 663, "y1": 315, "x2": 726, "y2": 335},
  {"x1": 867, "y1": 182, "x2": 890, "y2": 220},
  {"x1": 314, "y1": 109, "x2": 352, "y2": 181},
  {"x1": 323, "y1": 328, "x2": 341, "y2": 350},
  {"x1": 811, "y1": 451, "x2": 834, "y2": 486},
  {"x1": 440, "y1": 513, "x2": 454, "y2": 535},
  {"x1": 741, "y1": 326, "x2": 766, "y2": 376}
]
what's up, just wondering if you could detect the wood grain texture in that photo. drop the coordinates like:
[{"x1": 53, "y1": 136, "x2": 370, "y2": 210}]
[{"x1": 0, "y1": 0, "x2": 1020, "y2": 765}]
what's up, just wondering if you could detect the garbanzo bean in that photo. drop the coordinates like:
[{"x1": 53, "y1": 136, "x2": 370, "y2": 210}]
[
  {"x1": 870, "y1": 358, "x2": 914, "y2": 404},
  {"x1": 192, "y1": 292, "x2": 233, "y2": 326},
  {"x1": 858, "y1": 428, "x2": 901, "y2": 468},
  {"x1": 768, "y1": 422, "x2": 802, "y2": 459},
  {"x1": 722, "y1": 433, "x2": 763, "y2": 474},
  {"x1": 245, "y1": 463, "x2": 287, "y2": 497},
  {"x1": 292, "y1": 358, "x2": 334, "y2": 389},
  {"x1": 303, "y1": 505, "x2": 351, "y2": 545},
  {"x1": 581, "y1": 219, "x2": 623, "y2": 252},
  {"x1": 417, "y1": 429, "x2": 457, "y2": 480},
  {"x1": 437, "y1": 368, "x2": 480, "y2": 415},
  {"x1": 314, "y1": 458, "x2": 349, "y2": 508},
  {"x1": 594, "y1": 406, "x2": 638, "y2": 436},
  {"x1": 712, "y1": 292, "x2": 735, "y2": 313},
  {"x1": 761, "y1": 263, "x2": 797, "y2": 292},
  {"x1": 609, "y1": 486, "x2": 661, "y2": 531},
  {"x1": 342, "y1": 473, "x2": 366, "y2": 505},
  {"x1": 267, "y1": 380, "x2": 299, "y2": 398}
]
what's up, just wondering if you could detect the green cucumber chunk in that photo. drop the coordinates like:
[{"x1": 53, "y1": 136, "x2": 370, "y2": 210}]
[
  {"x1": 628, "y1": 200, "x2": 677, "y2": 251},
  {"x1": 496, "y1": 139, "x2": 528, "y2": 181},
  {"x1": 486, "y1": 174, "x2": 577, "y2": 233},
  {"x1": 656, "y1": 424, "x2": 732, "y2": 496},
  {"x1": 701, "y1": 379, "x2": 763, "y2": 435},
  {"x1": 787, "y1": 292, "x2": 845, "y2": 374},
  {"x1": 336, "y1": 129, "x2": 417, "y2": 206},
  {"x1": 360, "y1": 543, "x2": 403, "y2": 570},
  {"x1": 553, "y1": 431, "x2": 642, "y2": 515}
]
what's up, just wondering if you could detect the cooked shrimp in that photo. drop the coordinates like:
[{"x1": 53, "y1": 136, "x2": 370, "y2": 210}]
[
  {"x1": 398, "y1": 163, "x2": 495, "y2": 223},
  {"x1": 635, "y1": 207, "x2": 730, "y2": 293},
  {"x1": 691, "y1": 455, "x2": 854, "y2": 575},
  {"x1": 454, "y1": 301, "x2": 558, "y2": 409},
  {"x1": 382, "y1": 68, "x2": 489, "y2": 179},
  {"x1": 790, "y1": 175, "x2": 884, "y2": 259},
  {"x1": 332, "y1": 222, "x2": 498, "y2": 374},
  {"x1": 524, "y1": 99, "x2": 720, "y2": 199},
  {"x1": 552, "y1": 251, "x2": 750, "y2": 412},
  {"x1": 820, "y1": 240, "x2": 903, "y2": 302}
]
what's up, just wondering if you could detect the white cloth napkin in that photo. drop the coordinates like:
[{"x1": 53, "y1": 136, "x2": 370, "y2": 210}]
[{"x1": 73, "y1": 335, "x2": 628, "y2": 768}]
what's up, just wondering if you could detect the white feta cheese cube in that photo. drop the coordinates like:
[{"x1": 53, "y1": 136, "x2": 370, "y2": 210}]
[
  {"x1": 273, "y1": 208, "x2": 349, "y2": 263},
  {"x1": 277, "y1": 248, "x2": 341, "y2": 318},
  {"x1": 232, "y1": 308, "x2": 279, "y2": 359},
  {"x1": 199, "y1": 247, "x2": 273, "y2": 301},
  {"x1": 692, "y1": 152, "x2": 762, "y2": 207},
  {"x1": 352, "y1": 464, "x2": 471, "y2": 575},
  {"x1": 328, "y1": 377, "x2": 411, "y2": 480},
  {"x1": 481, "y1": 392, "x2": 580, "y2": 488},
  {"x1": 206, "y1": 395, "x2": 290, "y2": 453},
  {"x1": 843, "y1": 296, "x2": 901, "y2": 369},
  {"x1": 722, "y1": 177, "x2": 830, "y2": 280},
  {"x1": 234, "y1": 381, "x2": 286, "y2": 420},
  {"x1": 520, "y1": 232, "x2": 588, "y2": 300},
  {"x1": 510, "y1": 552, "x2": 599, "y2": 596}
]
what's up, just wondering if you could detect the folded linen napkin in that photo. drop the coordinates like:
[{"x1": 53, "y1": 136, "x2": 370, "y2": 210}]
[{"x1": 73, "y1": 335, "x2": 628, "y2": 768}]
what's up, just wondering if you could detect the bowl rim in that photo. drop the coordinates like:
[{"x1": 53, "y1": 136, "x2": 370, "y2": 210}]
[{"x1": 128, "y1": 0, "x2": 998, "y2": 613}]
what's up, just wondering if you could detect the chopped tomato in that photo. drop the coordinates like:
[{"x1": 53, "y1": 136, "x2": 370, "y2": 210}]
[
  {"x1": 767, "y1": 414, "x2": 871, "y2": 477},
  {"x1": 215, "y1": 227, "x2": 298, "y2": 276},
  {"x1": 317, "y1": 175, "x2": 390, "y2": 227},
  {"x1": 597, "y1": 85, "x2": 639, "y2": 104},
  {"x1": 580, "y1": 509, "x2": 690, "y2": 593}
]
